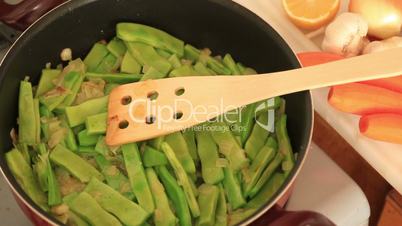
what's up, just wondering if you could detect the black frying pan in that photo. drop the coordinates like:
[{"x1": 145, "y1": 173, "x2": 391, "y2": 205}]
[{"x1": 0, "y1": 0, "x2": 331, "y2": 225}]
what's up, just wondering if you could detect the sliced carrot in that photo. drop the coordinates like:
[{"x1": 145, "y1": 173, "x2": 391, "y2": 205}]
[
  {"x1": 360, "y1": 113, "x2": 402, "y2": 144},
  {"x1": 359, "y1": 76, "x2": 402, "y2": 93},
  {"x1": 297, "y1": 52, "x2": 343, "y2": 67},
  {"x1": 328, "y1": 83, "x2": 402, "y2": 115}
]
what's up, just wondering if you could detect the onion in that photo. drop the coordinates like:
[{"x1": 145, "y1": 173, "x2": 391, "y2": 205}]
[{"x1": 349, "y1": 0, "x2": 402, "y2": 39}]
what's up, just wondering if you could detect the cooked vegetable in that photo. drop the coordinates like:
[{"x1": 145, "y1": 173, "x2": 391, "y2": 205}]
[
  {"x1": 84, "y1": 177, "x2": 149, "y2": 226},
  {"x1": 50, "y1": 144, "x2": 103, "y2": 182},
  {"x1": 195, "y1": 130, "x2": 224, "y2": 184},
  {"x1": 197, "y1": 184, "x2": 219, "y2": 226},
  {"x1": 122, "y1": 143, "x2": 155, "y2": 213},
  {"x1": 8, "y1": 23, "x2": 297, "y2": 226},
  {"x1": 146, "y1": 168, "x2": 177, "y2": 226},
  {"x1": 161, "y1": 142, "x2": 200, "y2": 217},
  {"x1": 65, "y1": 95, "x2": 108, "y2": 127},
  {"x1": 156, "y1": 166, "x2": 192, "y2": 226},
  {"x1": 68, "y1": 192, "x2": 122, "y2": 226},
  {"x1": 19, "y1": 80, "x2": 38, "y2": 145},
  {"x1": 164, "y1": 132, "x2": 196, "y2": 174}
]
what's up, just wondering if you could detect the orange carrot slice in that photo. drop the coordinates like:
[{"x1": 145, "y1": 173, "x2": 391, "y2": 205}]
[
  {"x1": 297, "y1": 52, "x2": 343, "y2": 67},
  {"x1": 328, "y1": 83, "x2": 402, "y2": 115},
  {"x1": 359, "y1": 76, "x2": 402, "y2": 93},
  {"x1": 360, "y1": 113, "x2": 402, "y2": 144}
]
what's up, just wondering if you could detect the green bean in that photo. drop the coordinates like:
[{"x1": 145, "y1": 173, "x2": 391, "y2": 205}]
[
  {"x1": 65, "y1": 95, "x2": 108, "y2": 127},
  {"x1": 78, "y1": 129, "x2": 99, "y2": 146},
  {"x1": 197, "y1": 184, "x2": 219, "y2": 226},
  {"x1": 165, "y1": 132, "x2": 196, "y2": 174},
  {"x1": 33, "y1": 98, "x2": 41, "y2": 144},
  {"x1": 236, "y1": 63, "x2": 257, "y2": 75},
  {"x1": 156, "y1": 48, "x2": 172, "y2": 59},
  {"x1": 60, "y1": 118, "x2": 78, "y2": 152},
  {"x1": 39, "y1": 105, "x2": 53, "y2": 141},
  {"x1": 94, "y1": 136, "x2": 109, "y2": 155},
  {"x1": 85, "y1": 177, "x2": 149, "y2": 226},
  {"x1": 95, "y1": 53, "x2": 119, "y2": 73},
  {"x1": 77, "y1": 146, "x2": 96, "y2": 154},
  {"x1": 85, "y1": 72, "x2": 141, "y2": 84},
  {"x1": 121, "y1": 51, "x2": 142, "y2": 74},
  {"x1": 50, "y1": 144, "x2": 103, "y2": 182},
  {"x1": 161, "y1": 142, "x2": 200, "y2": 217},
  {"x1": 243, "y1": 137, "x2": 277, "y2": 197},
  {"x1": 195, "y1": 131, "x2": 224, "y2": 185},
  {"x1": 199, "y1": 54, "x2": 231, "y2": 75},
  {"x1": 145, "y1": 168, "x2": 177, "y2": 226},
  {"x1": 6, "y1": 149, "x2": 48, "y2": 210},
  {"x1": 239, "y1": 103, "x2": 257, "y2": 147},
  {"x1": 223, "y1": 54, "x2": 241, "y2": 75},
  {"x1": 182, "y1": 131, "x2": 198, "y2": 164},
  {"x1": 169, "y1": 65, "x2": 199, "y2": 77},
  {"x1": 215, "y1": 184, "x2": 227, "y2": 226},
  {"x1": 183, "y1": 44, "x2": 200, "y2": 61},
  {"x1": 276, "y1": 114, "x2": 295, "y2": 176},
  {"x1": 68, "y1": 192, "x2": 122, "y2": 226},
  {"x1": 125, "y1": 42, "x2": 172, "y2": 75},
  {"x1": 244, "y1": 113, "x2": 269, "y2": 160},
  {"x1": 194, "y1": 62, "x2": 215, "y2": 75},
  {"x1": 105, "y1": 83, "x2": 119, "y2": 95},
  {"x1": 168, "y1": 54, "x2": 182, "y2": 69},
  {"x1": 19, "y1": 80, "x2": 37, "y2": 145},
  {"x1": 84, "y1": 43, "x2": 109, "y2": 72},
  {"x1": 85, "y1": 112, "x2": 107, "y2": 135},
  {"x1": 156, "y1": 166, "x2": 192, "y2": 226},
  {"x1": 148, "y1": 136, "x2": 164, "y2": 150},
  {"x1": 141, "y1": 67, "x2": 166, "y2": 81},
  {"x1": 17, "y1": 143, "x2": 30, "y2": 164},
  {"x1": 46, "y1": 148, "x2": 62, "y2": 206},
  {"x1": 117, "y1": 23, "x2": 184, "y2": 57},
  {"x1": 122, "y1": 143, "x2": 155, "y2": 213},
  {"x1": 209, "y1": 122, "x2": 249, "y2": 171},
  {"x1": 94, "y1": 155, "x2": 134, "y2": 199},
  {"x1": 40, "y1": 71, "x2": 80, "y2": 111},
  {"x1": 142, "y1": 145, "x2": 168, "y2": 167},
  {"x1": 254, "y1": 97, "x2": 282, "y2": 117},
  {"x1": 222, "y1": 167, "x2": 245, "y2": 210},
  {"x1": 33, "y1": 152, "x2": 48, "y2": 193},
  {"x1": 35, "y1": 69, "x2": 61, "y2": 97},
  {"x1": 107, "y1": 37, "x2": 127, "y2": 57},
  {"x1": 247, "y1": 172, "x2": 286, "y2": 208},
  {"x1": 248, "y1": 152, "x2": 283, "y2": 198},
  {"x1": 68, "y1": 212, "x2": 90, "y2": 226}
]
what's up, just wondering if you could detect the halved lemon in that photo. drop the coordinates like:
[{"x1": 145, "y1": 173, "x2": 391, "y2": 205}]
[{"x1": 282, "y1": 0, "x2": 340, "y2": 30}]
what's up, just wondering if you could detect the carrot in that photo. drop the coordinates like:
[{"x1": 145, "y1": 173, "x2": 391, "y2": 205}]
[
  {"x1": 298, "y1": 52, "x2": 402, "y2": 93},
  {"x1": 297, "y1": 52, "x2": 343, "y2": 67},
  {"x1": 359, "y1": 76, "x2": 402, "y2": 93},
  {"x1": 328, "y1": 83, "x2": 402, "y2": 115},
  {"x1": 360, "y1": 113, "x2": 402, "y2": 144}
]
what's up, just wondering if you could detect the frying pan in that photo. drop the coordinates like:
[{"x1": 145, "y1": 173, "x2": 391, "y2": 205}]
[{"x1": 0, "y1": 0, "x2": 334, "y2": 225}]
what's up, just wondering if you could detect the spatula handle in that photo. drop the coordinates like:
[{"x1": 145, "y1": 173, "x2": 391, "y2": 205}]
[{"x1": 230, "y1": 47, "x2": 402, "y2": 106}]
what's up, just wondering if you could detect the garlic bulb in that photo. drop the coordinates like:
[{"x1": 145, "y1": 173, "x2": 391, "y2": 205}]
[
  {"x1": 322, "y1": 13, "x2": 369, "y2": 57},
  {"x1": 363, "y1": 36, "x2": 402, "y2": 54}
]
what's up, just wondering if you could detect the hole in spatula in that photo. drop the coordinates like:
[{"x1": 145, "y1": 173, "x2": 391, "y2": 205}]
[
  {"x1": 173, "y1": 111, "x2": 183, "y2": 120},
  {"x1": 119, "y1": 120, "x2": 129, "y2": 129},
  {"x1": 145, "y1": 115, "x2": 156, "y2": 124},
  {"x1": 121, "y1": 96, "x2": 132, "y2": 105},
  {"x1": 175, "y1": 87, "x2": 185, "y2": 96},
  {"x1": 147, "y1": 91, "x2": 159, "y2": 101}
]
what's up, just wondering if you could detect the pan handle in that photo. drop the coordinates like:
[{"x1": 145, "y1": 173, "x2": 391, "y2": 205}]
[
  {"x1": 252, "y1": 205, "x2": 336, "y2": 226},
  {"x1": 0, "y1": 0, "x2": 66, "y2": 31}
]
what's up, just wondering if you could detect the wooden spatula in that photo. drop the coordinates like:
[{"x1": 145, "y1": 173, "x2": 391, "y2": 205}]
[{"x1": 106, "y1": 47, "x2": 402, "y2": 146}]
